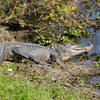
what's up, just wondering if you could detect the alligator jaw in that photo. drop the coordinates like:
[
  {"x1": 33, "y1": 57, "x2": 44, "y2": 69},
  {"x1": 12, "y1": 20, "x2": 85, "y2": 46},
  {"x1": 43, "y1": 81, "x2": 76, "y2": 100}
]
[{"x1": 73, "y1": 44, "x2": 94, "y2": 51}]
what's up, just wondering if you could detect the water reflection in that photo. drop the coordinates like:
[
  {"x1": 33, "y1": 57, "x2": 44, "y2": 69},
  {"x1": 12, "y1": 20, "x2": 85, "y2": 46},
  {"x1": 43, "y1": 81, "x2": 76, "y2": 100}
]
[{"x1": 77, "y1": 0, "x2": 100, "y2": 95}]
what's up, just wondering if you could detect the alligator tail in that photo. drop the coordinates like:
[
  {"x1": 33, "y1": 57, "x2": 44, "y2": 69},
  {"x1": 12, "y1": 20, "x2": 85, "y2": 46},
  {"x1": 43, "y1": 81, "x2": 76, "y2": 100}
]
[{"x1": 0, "y1": 43, "x2": 6, "y2": 62}]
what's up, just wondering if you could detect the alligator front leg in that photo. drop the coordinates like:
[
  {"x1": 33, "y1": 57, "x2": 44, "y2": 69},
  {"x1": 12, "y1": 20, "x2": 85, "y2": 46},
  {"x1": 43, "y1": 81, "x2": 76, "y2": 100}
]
[
  {"x1": 50, "y1": 54, "x2": 65, "y2": 68},
  {"x1": 57, "y1": 59, "x2": 65, "y2": 67}
]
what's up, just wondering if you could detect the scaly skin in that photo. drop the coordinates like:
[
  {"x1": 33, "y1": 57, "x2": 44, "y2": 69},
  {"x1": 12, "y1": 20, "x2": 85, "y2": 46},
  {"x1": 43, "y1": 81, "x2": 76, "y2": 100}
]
[
  {"x1": 0, "y1": 43, "x2": 6, "y2": 62},
  {"x1": 0, "y1": 42, "x2": 93, "y2": 67},
  {"x1": 0, "y1": 42, "x2": 64, "y2": 66}
]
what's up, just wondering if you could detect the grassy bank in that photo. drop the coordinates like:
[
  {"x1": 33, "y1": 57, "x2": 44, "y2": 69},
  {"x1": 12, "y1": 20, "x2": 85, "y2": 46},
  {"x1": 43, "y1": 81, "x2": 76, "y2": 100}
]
[
  {"x1": 0, "y1": 75, "x2": 89, "y2": 100},
  {"x1": 0, "y1": 61, "x2": 93, "y2": 100}
]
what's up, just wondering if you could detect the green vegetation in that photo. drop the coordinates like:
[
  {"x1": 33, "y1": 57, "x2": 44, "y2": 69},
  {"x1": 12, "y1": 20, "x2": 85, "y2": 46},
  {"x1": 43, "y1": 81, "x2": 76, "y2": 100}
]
[
  {"x1": 93, "y1": 61, "x2": 100, "y2": 67},
  {"x1": 0, "y1": 75, "x2": 53, "y2": 100},
  {"x1": 0, "y1": 0, "x2": 99, "y2": 44},
  {"x1": 0, "y1": 0, "x2": 91, "y2": 44},
  {"x1": 89, "y1": 54, "x2": 100, "y2": 67},
  {"x1": 0, "y1": 75, "x2": 90, "y2": 100},
  {"x1": 95, "y1": 83, "x2": 100, "y2": 88},
  {"x1": 91, "y1": 54, "x2": 100, "y2": 61}
]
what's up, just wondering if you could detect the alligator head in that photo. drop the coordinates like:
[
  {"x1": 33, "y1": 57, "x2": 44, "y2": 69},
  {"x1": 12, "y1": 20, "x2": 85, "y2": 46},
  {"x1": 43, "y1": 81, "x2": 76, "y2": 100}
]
[
  {"x1": 63, "y1": 42, "x2": 93, "y2": 60},
  {"x1": 50, "y1": 42, "x2": 93, "y2": 60}
]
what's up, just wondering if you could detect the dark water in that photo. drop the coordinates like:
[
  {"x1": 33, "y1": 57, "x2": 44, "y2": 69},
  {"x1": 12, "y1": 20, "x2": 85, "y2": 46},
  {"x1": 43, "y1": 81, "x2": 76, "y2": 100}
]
[
  {"x1": 88, "y1": 30, "x2": 100, "y2": 56},
  {"x1": 81, "y1": 29, "x2": 100, "y2": 61},
  {"x1": 77, "y1": 0, "x2": 100, "y2": 95},
  {"x1": 89, "y1": 75, "x2": 100, "y2": 85},
  {"x1": 78, "y1": 0, "x2": 100, "y2": 64}
]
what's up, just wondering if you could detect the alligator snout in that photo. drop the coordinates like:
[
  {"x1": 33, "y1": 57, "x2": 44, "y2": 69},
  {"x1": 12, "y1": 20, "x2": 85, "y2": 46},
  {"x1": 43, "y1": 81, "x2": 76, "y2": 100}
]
[
  {"x1": 81, "y1": 44, "x2": 94, "y2": 51},
  {"x1": 74, "y1": 44, "x2": 94, "y2": 51}
]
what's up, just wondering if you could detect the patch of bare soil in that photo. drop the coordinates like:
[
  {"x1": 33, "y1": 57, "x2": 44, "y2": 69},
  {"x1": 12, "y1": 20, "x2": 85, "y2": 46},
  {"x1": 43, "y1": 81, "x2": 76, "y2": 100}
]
[{"x1": 0, "y1": 25, "x2": 29, "y2": 42}]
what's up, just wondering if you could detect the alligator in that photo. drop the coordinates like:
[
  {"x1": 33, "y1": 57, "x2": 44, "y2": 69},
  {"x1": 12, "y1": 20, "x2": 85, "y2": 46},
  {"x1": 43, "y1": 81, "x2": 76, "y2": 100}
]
[{"x1": 0, "y1": 42, "x2": 93, "y2": 66}]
